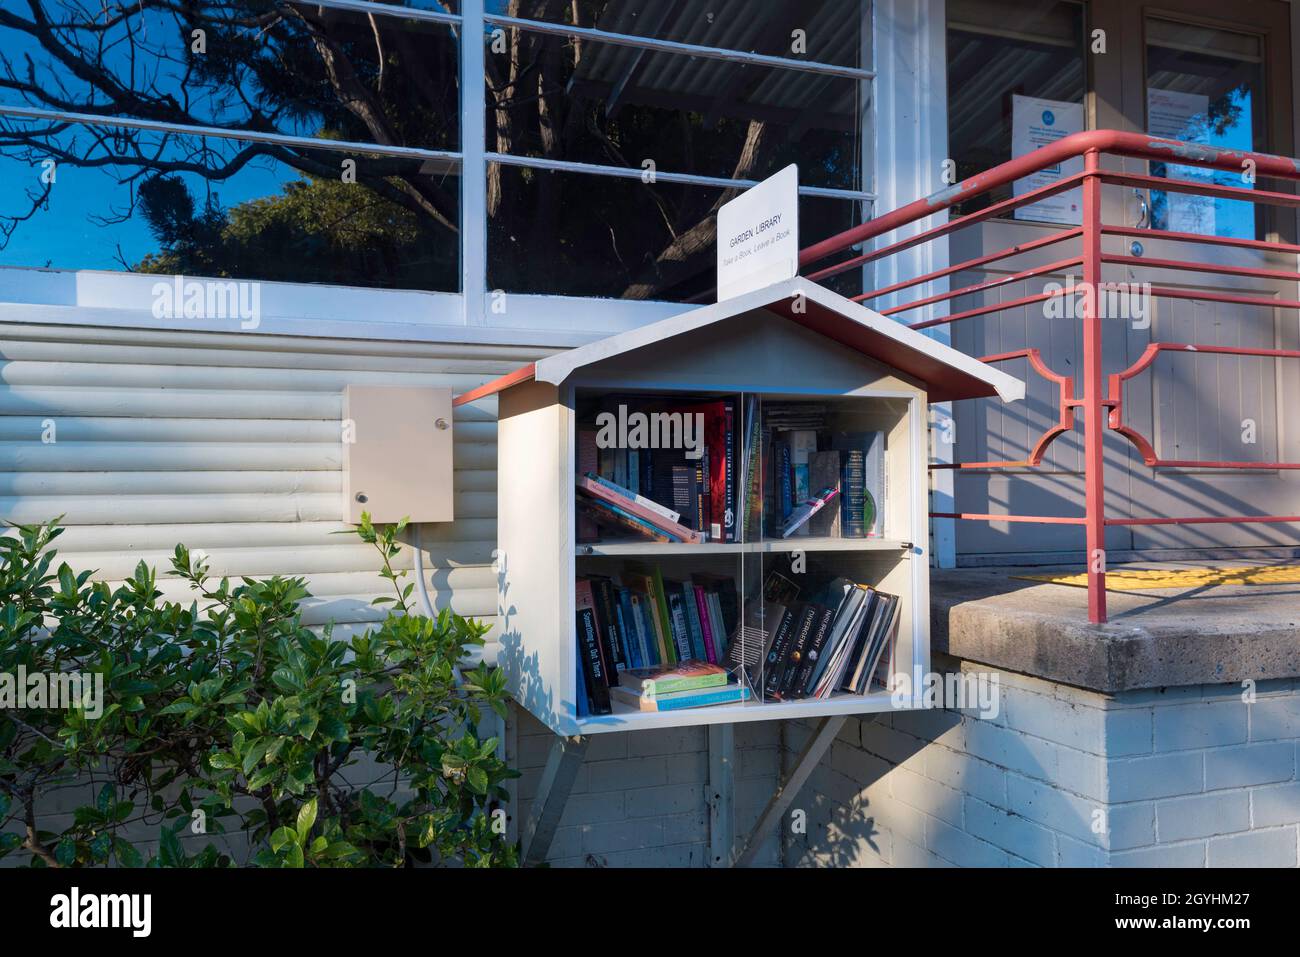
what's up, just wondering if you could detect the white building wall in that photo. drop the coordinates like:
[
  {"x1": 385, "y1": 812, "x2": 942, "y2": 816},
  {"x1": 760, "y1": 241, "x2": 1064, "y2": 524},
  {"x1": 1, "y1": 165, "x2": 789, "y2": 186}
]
[{"x1": 0, "y1": 320, "x2": 558, "y2": 653}]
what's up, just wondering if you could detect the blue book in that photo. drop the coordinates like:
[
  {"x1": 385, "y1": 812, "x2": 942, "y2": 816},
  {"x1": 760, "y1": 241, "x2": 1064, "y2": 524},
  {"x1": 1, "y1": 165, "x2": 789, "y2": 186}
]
[
  {"x1": 616, "y1": 588, "x2": 641, "y2": 669},
  {"x1": 576, "y1": 654, "x2": 589, "y2": 718},
  {"x1": 635, "y1": 595, "x2": 660, "y2": 666},
  {"x1": 679, "y1": 580, "x2": 707, "y2": 660},
  {"x1": 609, "y1": 683, "x2": 752, "y2": 712}
]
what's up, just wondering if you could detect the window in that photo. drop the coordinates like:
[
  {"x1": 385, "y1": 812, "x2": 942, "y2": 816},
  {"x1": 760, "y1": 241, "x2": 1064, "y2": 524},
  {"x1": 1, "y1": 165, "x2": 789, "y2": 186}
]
[
  {"x1": 1145, "y1": 17, "x2": 1266, "y2": 240},
  {"x1": 946, "y1": 0, "x2": 1086, "y2": 216},
  {"x1": 0, "y1": 0, "x2": 873, "y2": 304},
  {"x1": 0, "y1": 0, "x2": 463, "y2": 291}
]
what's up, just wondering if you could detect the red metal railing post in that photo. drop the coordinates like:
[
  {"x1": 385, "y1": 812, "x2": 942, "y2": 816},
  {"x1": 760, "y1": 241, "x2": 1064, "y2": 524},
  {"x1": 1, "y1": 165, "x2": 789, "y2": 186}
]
[{"x1": 1081, "y1": 150, "x2": 1107, "y2": 623}]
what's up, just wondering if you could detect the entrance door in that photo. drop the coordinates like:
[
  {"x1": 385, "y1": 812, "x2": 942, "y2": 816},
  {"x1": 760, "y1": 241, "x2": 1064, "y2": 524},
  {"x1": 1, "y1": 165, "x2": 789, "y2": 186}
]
[{"x1": 945, "y1": 0, "x2": 1299, "y2": 564}]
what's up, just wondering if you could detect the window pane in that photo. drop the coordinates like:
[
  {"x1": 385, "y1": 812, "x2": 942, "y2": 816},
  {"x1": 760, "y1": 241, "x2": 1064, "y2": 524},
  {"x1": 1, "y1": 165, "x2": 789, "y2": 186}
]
[
  {"x1": 0, "y1": 2, "x2": 460, "y2": 151},
  {"x1": 946, "y1": 0, "x2": 1085, "y2": 216},
  {"x1": 486, "y1": 31, "x2": 862, "y2": 190},
  {"x1": 1146, "y1": 17, "x2": 1265, "y2": 239},
  {"x1": 487, "y1": 163, "x2": 862, "y2": 300},
  {"x1": 500, "y1": 0, "x2": 866, "y2": 68},
  {"x1": 0, "y1": 122, "x2": 460, "y2": 291}
]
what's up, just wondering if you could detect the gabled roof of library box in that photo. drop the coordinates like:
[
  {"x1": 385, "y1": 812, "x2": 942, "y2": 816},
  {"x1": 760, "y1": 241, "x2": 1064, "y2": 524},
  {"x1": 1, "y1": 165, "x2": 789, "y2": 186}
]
[{"x1": 454, "y1": 277, "x2": 1025, "y2": 406}]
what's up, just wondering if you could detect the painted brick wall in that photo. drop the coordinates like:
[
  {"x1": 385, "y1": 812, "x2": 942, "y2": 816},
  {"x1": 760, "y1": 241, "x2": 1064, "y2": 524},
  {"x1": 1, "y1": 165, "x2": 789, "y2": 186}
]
[
  {"x1": 506, "y1": 709, "x2": 783, "y2": 867},
  {"x1": 783, "y1": 660, "x2": 1300, "y2": 867}
]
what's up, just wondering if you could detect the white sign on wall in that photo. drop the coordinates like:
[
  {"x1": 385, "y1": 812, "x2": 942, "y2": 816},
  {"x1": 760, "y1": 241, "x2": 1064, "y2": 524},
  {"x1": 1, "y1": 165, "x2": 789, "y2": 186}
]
[
  {"x1": 716, "y1": 163, "x2": 799, "y2": 302},
  {"x1": 1011, "y1": 95, "x2": 1084, "y2": 225}
]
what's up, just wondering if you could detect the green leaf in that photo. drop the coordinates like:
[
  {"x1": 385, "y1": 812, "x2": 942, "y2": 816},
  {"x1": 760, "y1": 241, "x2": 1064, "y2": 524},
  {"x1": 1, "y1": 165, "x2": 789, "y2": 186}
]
[
  {"x1": 158, "y1": 827, "x2": 183, "y2": 867},
  {"x1": 466, "y1": 766, "x2": 489, "y2": 795},
  {"x1": 296, "y1": 798, "x2": 317, "y2": 844},
  {"x1": 114, "y1": 838, "x2": 143, "y2": 868},
  {"x1": 269, "y1": 826, "x2": 297, "y2": 853}
]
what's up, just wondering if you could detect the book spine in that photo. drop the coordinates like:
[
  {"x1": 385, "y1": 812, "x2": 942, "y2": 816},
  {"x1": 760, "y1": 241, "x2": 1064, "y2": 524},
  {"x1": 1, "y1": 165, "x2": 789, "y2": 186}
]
[
  {"x1": 723, "y1": 402, "x2": 736, "y2": 542},
  {"x1": 576, "y1": 496, "x2": 680, "y2": 543},
  {"x1": 650, "y1": 568, "x2": 677, "y2": 665},
  {"x1": 681, "y1": 582, "x2": 706, "y2": 660},
  {"x1": 576, "y1": 600, "x2": 612, "y2": 714},
  {"x1": 639, "y1": 673, "x2": 728, "y2": 696},
  {"x1": 592, "y1": 579, "x2": 622, "y2": 683},
  {"x1": 694, "y1": 585, "x2": 717, "y2": 664},
  {"x1": 840, "y1": 449, "x2": 867, "y2": 538},
  {"x1": 577, "y1": 477, "x2": 698, "y2": 542},
  {"x1": 666, "y1": 590, "x2": 693, "y2": 662},
  {"x1": 791, "y1": 605, "x2": 837, "y2": 698},
  {"x1": 617, "y1": 588, "x2": 641, "y2": 670},
  {"x1": 761, "y1": 607, "x2": 798, "y2": 699},
  {"x1": 577, "y1": 429, "x2": 599, "y2": 542},
  {"x1": 587, "y1": 472, "x2": 680, "y2": 523},
  {"x1": 648, "y1": 686, "x2": 750, "y2": 711},
  {"x1": 778, "y1": 605, "x2": 819, "y2": 699}
]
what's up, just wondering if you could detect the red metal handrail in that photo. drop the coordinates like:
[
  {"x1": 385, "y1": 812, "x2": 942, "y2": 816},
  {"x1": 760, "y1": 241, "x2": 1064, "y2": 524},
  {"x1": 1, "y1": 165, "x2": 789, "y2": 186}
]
[{"x1": 801, "y1": 129, "x2": 1300, "y2": 623}]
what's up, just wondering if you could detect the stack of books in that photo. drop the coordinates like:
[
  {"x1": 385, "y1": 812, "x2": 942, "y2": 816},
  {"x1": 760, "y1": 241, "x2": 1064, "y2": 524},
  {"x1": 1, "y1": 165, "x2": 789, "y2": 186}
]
[
  {"x1": 725, "y1": 571, "x2": 900, "y2": 701},
  {"x1": 610, "y1": 662, "x2": 750, "y2": 712},
  {"x1": 575, "y1": 569, "x2": 739, "y2": 717},
  {"x1": 769, "y1": 423, "x2": 887, "y2": 540},
  {"x1": 576, "y1": 394, "x2": 764, "y2": 544}
]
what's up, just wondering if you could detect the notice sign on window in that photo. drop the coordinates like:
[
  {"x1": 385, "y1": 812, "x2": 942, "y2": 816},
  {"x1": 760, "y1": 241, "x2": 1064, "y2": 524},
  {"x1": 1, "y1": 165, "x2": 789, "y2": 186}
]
[
  {"x1": 716, "y1": 164, "x2": 799, "y2": 302},
  {"x1": 1011, "y1": 95, "x2": 1084, "y2": 225}
]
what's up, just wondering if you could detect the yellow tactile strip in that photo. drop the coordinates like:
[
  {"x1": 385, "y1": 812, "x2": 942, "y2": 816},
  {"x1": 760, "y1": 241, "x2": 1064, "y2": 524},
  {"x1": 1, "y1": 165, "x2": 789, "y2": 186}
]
[{"x1": 1013, "y1": 566, "x2": 1300, "y2": 590}]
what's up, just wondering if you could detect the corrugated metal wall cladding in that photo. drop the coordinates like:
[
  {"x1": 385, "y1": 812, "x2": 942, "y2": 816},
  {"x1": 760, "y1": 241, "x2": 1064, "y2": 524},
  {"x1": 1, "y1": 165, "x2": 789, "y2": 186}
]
[{"x1": 0, "y1": 323, "x2": 553, "y2": 649}]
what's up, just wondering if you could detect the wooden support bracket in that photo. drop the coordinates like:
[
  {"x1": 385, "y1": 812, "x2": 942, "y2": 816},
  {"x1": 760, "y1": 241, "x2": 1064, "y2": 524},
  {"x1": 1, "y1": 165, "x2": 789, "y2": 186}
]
[
  {"x1": 519, "y1": 733, "x2": 588, "y2": 866},
  {"x1": 732, "y1": 715, "x2": 847, "y2": 868}
]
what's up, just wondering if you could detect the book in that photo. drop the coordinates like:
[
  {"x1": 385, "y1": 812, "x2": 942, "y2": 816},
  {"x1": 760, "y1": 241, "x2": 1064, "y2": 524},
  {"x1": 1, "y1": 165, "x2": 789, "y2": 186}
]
[
  {"x1": 626, "y1": 569, "x2": 671, "y2": 665},
  {"x1": 575, "y1": 579, "x2": 612, "y2": 714},
  {"x1": 809, "y1": 450, "x2": 842, "y2": 537},
  {"x1": 590, "y1": 577, "x2": 623, "y2": 674},
  {"x1": 840, "y1": 449, "x2": 867, "y2": 538},
  {"x1": 577, "y1": 428, "x2": 600, "y2": 542},
  {"x1": 616, "y1": 587, "x2": 642, "y2": 669},
  {"x1": 782, "y1": 486, "x2": 840, "y2": 538},
  {"x1": 760, "y1": 606, "x2": 799, "y2": 699},
  {"x1": 665, "y1": 588, "x2": 694, "y2": 663},
  {"x1": 617, "y1": 661, "x2": 727, "y2": 697},
  {"x1": 576, "y1": 496, "x2": 680, "y2": 543},
  {"x1": 833, "y1": 431, "x2": 885, "y2": 538},
  {"x1": 693, "y1": 584, "x2": 718, "y2": 664},
  {"x1": 610, "y1": 682, "x2": 751, "y2": 712},
  {"x1": 586, "y1": 472, "x2": 680, "y2": 523},
  {"x1": 789, "y1": 602, "x2": 837, "y2": 698},
  {"x1": 778, "y1": 603, "x2": 820, "y2": 699},
  {"x1": 676, "y1": 579, "x2": 707, "y2": 661},
  {"x1": 577, "y1": 475, "x2": 700, "y2": 543},
  {"x1": 788, "y1": 430, "x2": 818, "y2": 537}
]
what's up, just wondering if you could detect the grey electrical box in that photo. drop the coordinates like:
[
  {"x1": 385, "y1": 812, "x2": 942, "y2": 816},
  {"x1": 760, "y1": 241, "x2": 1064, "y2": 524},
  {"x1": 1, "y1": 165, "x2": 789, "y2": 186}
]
[{"x1": 342, "y1": 386, "x2": 454, "y2": 524}]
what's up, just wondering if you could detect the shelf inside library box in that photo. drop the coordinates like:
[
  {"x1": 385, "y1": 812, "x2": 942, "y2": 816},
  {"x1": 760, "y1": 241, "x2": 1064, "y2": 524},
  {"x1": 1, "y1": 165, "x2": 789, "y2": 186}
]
[{"x1": 575, "y1": 536, "x2": 913, "y2": 557}]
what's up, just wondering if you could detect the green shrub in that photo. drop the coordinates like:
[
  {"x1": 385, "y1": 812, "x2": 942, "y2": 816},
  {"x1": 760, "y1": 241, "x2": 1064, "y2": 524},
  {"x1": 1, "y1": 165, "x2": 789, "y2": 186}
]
[{"x1": 0, "y1": 515, "x2": 518, "y2": 868}]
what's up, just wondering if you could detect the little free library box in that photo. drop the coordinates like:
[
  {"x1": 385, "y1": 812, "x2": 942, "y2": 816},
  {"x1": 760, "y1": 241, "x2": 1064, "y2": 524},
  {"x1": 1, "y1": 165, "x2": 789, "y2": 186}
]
[{"x1": 456, "y1": 277, "x2": 1024, "y2": 737}]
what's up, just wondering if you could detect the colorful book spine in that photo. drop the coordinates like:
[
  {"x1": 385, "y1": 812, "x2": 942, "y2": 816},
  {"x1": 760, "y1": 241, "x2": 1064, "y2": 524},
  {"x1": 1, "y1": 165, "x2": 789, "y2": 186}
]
[
  {"x1": 609, "y1": 683, "x2": 751, "y2": 712},
  {"x1": 694, "y1": 585, "x2": 717, "y2": 664},
  {"x1": 577, "y1": 496, "x2": 680, "y2": 543},
  {"x1": 577, "y1": 476, "x2": 699, "y2": 542},
  {"x1": 840, "y1": 449, "x2": 867, "y2": 538},
  {"x1": 680, "y1": 581, "x2": 706, "y2": 660},
  {"x1": 587, "y1": 472, "x2": 680, "y2": 523}
]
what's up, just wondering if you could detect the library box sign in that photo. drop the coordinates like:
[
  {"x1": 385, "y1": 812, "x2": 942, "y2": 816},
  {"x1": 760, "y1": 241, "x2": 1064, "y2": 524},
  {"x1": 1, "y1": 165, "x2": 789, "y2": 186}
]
[{"x1": 716, "y1": 164, "x2": 799, "y2": 302}]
